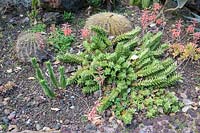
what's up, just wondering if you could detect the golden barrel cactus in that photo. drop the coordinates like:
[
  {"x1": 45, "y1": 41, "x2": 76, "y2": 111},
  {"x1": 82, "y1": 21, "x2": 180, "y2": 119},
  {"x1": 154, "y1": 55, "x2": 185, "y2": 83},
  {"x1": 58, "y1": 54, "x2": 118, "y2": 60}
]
[
  {"x1": 15, "y1": 32, "x2": 48, "y2": 63},
  {"x1": 84, "y1": 12, "x2": 133, "y2": 36}
]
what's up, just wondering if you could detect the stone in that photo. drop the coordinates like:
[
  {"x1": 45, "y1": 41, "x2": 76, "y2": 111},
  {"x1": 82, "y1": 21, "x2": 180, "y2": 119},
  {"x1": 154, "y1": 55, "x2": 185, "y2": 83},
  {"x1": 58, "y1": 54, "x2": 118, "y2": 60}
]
[
  {"x1": 42, "y1": 127, "x2": 51, "y2": 131},
  {"x1": 55, "y1": 123, "x2": 61, "y2": 130},
  {"x1": 64, "y1": 119, "x2": 70, "y2": 124},
  {"x1": 180, "y1": 93, "x2": 187, "y2": 99},
  {"x1": 70, "y1": 106, "x2": 75, "y2": 109},
  {"x1": 36, "y1": 124, "x2": 42, "y2": 131},
  {"x1": 26, "y1": 119, "x2": 31, "y2": 125},
  {"x1": 103, "y1": 126, "x2": 115, "y2": 133},
  {"x1": 182, "y1": 105, "x2": 191, "y2": 112},
  {"x1": 188, "y1": 109, "x2": 197, "y2": 118},
  {"x1": 183, "y1": 99, "x2": 194, "y2": 106},
  {"x1": 4, "y1": 109, "x2": 11, "y2": 115},
  {"x1": 22, "y1": 17, "x2": 30, "y2": 23},
  {"x1": 0, "y1": 125, "x2": 3, "y2": 131},
  {"x1": 85, "y1": 124, "x2": 97, "y2": 131},
  {"x1": 105, "y1": 110, "x2": 112, "y2": 117},
  {"x1": 94, "y1": 90, "x2": 101, "y2": 98},
  {"x1": 139, "y1": 126, "x2": 153, "y2": 133},
  {"x1": 2, "y1": 116, "x2": 9, "y2": 125},
  {"x1": 8, "y1": 111, "x2": 16, "y2": 120}
]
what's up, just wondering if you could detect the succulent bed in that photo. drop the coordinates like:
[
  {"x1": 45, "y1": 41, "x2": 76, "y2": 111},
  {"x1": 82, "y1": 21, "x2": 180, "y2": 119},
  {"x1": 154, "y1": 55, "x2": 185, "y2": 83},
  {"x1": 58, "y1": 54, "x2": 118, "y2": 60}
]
[
  {"x1": 32, "y1": 26, "x2": 183, "y2": 125},
  {"x1": 0, "y1": 1, "x2": 200, "y2": 132}
]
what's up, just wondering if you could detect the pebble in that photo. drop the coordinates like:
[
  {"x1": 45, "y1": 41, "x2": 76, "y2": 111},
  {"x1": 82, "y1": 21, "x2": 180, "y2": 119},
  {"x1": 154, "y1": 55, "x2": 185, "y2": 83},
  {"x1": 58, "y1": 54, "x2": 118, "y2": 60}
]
[
  {"x1": 0, "y1": 125, "x2": 3, "y2": 131},
  {"x1": 2, "y1": 116, "x2": 9, "y2": 125},
  {"x1": 105, "y1": 110, "x2": 112, "y2": 117},
  {"x1": 42, "y1": 127, "x2": 51, "y2": 131},
  {"x1": 103, "y1": 126, "x2": 115, "y2": 133},
  {"x1": 4, "y1": 109, "x2": 11, "y2": 115},
  {"x1": 187, "y1": 109, "x2": 197, "y2": 118},
  {"x1": 180, "y1": 93, "x2": 187, "y2": 99},
  {"x1": 139, "y1": 126, "x2": 153, "y2": 133},
  {"x1": 22, "y1": 17, "x2": 30, "y2": 23},
  {"x1": 55, "y1": 123, "x2": 61, "y2": 130},
  {"x1": 36, "y1": 124, "x2": 42, "y2": 131},
  {"x1": 64, "y1": 119, "x2": 70, "y2": 124},
  {"x1": 8, "y1": 111, "x2": 16, "y2": 120},
  {"x1": 25, "y1": 119, "x2": 31, "y2": 125},
  {"x1": 182, "y1": 105, "x2": 192, "y2": 112},
  {"x1": 183, "y1": 99, "x2": 194, "y2": 106},
  {"x1": 85, "y1": 124, "x2": 97, "y2": 131},
  {"x1": 94, "y1": 90, "x2": 101, "y2": 98},
  {"x1": 70, "y1": 106, "x2": 75, "y2": 109}
]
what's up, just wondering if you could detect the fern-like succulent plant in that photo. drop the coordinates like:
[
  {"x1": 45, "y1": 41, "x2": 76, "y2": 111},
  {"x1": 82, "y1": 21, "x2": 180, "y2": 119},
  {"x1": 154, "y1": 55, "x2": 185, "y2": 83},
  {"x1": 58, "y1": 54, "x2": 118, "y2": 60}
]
[
  {"x1": 15, "y1": 32, "x2": 48, "y2": 63},
  {"x1": 84, "y1": 12, "x2": 133, "y2": 36},
  {"x1": 58, "y1": 26, "x2": 182, "y2": 124}
]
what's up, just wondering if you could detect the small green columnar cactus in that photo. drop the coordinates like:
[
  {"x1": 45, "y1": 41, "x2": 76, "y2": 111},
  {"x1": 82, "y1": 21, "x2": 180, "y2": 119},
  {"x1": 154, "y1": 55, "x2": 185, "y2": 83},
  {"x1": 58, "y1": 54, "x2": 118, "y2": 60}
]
[
  {"x1": 39, "y1": 80, "x2": 55, "y2": 98},
  {"x1": 46, "y1": 61, "x2": 59, "y2": 88},
  {"x1": 59, "y1": 66, "x2": 67, "y2": 89},
  {"x1": 31, "y1": 58, "x2": 55, "y2": 98}
]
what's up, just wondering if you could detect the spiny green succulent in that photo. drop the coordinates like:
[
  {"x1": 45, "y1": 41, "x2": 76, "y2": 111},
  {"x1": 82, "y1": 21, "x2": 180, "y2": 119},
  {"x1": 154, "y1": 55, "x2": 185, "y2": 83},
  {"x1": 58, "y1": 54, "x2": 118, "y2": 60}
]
[
  {"x1": 84, "y1": 12, "x2": 133, "y2": 36},
  {"x1": 15, "y1": 32, "x2": 48, "y2": 63},
  {"x1": 58, "y1": 26, "x2": 183, "y2": 124}
]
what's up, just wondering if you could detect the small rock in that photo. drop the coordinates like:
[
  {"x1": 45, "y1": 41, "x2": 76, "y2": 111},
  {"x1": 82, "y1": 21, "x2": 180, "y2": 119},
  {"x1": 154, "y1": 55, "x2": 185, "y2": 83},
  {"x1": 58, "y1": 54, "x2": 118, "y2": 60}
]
[
  {"x1": 61, "y1": 126, "x2": 72, "y2": 133},
  {"x1": 105, "y1": 110, "x2": 112, "y2": 117},
  {"x1": 26, "y1": 119, "x2": 31, "y2": 125},
  {"x1": 8, "y1": 125, "x2": 18, "y2": 132},
  {"x1": 103, "y1": 126, "x2": 115, "y2": 133},
  {"x1": 139, "y1": 126, "x2": 153, "y2": 133},
  {"x1": 0, "y1": 125, "x2": 3, "y2": 131},
  {"x1": 4, "y1": 109, "x2": 11, "y2": 115},
  {"x1": 70, "y1": 106, "x2": 75, "y2": 109},
  {"x1": 64, "y1": 119, "x2": 70, "y2": 124},
  {"x1": 182, "y1": 105, "x2": 192, "y2": 112},
  {"x1": 42, "y1": 127, "x2": 51, "y2": 131},
  {"x1": 2, "y1": 116, "x2": 9, "y2": 125},
  {"x1": 188, "y1": 109, "x2": 197, "y2": 118},
  {"x1": 36, "y1": 124, "x2": 42, "y2": 131},
  {"x1": 6, "y1": 69, "x2": 13, "y2": 73},
  {"x1": 20, "y1": 14, "x2": 23, "y2": 17},
  {"x1": 8, "y1": 111, "x2": 16, "y2": 120},
  {"x1": 55, "y1": 123, "x2": 61, "y2": 130},
  {"x1": 85, "y1": 124, "x2": 97, "y2": 131},
  {"x1": 4, "y1": 97, "x2": 10, "y2": 102},
  {"x1": 180, "y1": 93, "x2": 187, "y2": 99},
  {"x1": 183, "y1": 99, "x2": 194, "y2": 106},
  {"x1": 94, "y1": 90, "x2": 101, "y2": 98},
  {"x1": 22, "y1": 17, "x2": 30, "y2": 23}
]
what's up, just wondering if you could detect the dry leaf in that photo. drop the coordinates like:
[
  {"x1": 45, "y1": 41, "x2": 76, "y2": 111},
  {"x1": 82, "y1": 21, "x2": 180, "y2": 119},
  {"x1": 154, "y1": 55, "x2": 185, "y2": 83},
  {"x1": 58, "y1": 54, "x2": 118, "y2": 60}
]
[
  {"x1": 28, "y1": 77, "x2": 36, "y2": 80},
  {"x1": 0, "y1": 81, "x2": 16, "y2": 94},
  {"x1": 53, "y1": 60, "x2": 60, "y2": 65},
  {"x1": 7, "y1": 69, "x2": 13, "y2": 73},
  {"x1": 51, "y1": 108, "x2": 60, "y2": 112}
]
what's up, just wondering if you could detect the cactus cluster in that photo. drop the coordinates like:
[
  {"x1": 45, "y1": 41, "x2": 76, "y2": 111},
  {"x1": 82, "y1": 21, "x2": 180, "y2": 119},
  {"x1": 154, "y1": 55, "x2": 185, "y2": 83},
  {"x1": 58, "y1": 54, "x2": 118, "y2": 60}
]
[{"x1": 84, "y1": 12, "x2": 133, "y2": 36}]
